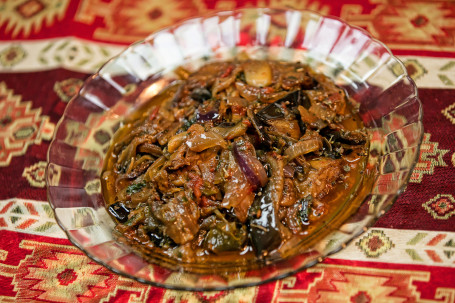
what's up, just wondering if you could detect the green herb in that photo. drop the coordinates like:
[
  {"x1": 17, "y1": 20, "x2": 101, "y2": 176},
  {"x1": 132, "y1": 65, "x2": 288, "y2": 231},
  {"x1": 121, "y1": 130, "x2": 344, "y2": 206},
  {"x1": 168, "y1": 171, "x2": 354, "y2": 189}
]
[
  {"x1": 201, "y1": 184, "x2": 219, "y2": 196},
  {"x1": 126, "y1": 182, "x2": 146, "y2": 195},
  {"x1": 125, "y1": 213, "x2": 139, "y2": 226},
  {"x1": 182, "y1": 116, "x2": 197, "y2": 131}
]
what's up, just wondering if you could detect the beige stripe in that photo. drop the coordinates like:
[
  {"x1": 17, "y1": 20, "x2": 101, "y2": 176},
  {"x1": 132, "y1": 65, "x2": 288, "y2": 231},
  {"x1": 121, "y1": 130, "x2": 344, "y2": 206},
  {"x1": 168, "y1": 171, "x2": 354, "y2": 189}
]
[
  {"x1": 1, "y1": 199, "x2": 454, "y2": 267},
  {"x1": 0, "y1": 198, "x2": 66, "y2": 238},
  {"x1": 0, "y1": 38, "x2": 454, "y2": 89},
  {"x1": 333, "y1": 227, "x2": 455, "y2": 268},
  {"x1": 0, "y1": 38, "x2": 124, "y2": 73}
]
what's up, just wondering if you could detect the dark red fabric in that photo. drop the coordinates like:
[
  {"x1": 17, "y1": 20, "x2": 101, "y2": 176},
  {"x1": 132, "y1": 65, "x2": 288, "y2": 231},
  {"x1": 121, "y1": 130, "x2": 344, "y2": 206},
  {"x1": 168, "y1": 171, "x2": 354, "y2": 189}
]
[
  {"x1": 0, "y1": 230, "x2": 454, "y2": 301},
  {"x1": 1, "y1": 0, "x2": 454, "y2": 57},
  {"x1": 0, "y1": 0, "x2": 454, "y2": 301},
  {"x1": 0, "y1": 70, "x2": 87, "y2": 201},
  {"x1": 376, "y1": 88, "x2": 455, "y2": 231}
]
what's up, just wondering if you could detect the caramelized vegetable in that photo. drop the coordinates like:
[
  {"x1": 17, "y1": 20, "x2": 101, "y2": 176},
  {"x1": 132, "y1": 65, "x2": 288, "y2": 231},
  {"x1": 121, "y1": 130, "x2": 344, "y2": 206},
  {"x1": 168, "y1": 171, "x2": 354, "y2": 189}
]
[
  {"x1": 221, "y1": 151, "x2": 255, "y2": 223},
  {"x1": 233, "y1": 141, "x2": 268, "y2": 190},
  {"x1": 243, "y1": 60, "x2": 272, "y2": 87}
]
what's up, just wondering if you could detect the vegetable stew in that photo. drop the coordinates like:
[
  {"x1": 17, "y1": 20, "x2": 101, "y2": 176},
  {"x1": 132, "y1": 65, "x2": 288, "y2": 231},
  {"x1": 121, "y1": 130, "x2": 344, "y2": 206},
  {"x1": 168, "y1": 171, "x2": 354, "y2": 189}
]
[{"x1": 101, "y1": 59, "x2": 369, "y2": 264}]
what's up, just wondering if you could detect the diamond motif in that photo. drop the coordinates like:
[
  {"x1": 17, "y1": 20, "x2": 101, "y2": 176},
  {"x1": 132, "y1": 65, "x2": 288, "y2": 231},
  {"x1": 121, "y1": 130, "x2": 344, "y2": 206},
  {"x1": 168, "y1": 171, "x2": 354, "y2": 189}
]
[
  {"x1": 74, "y1": 0, "x2": 200, "y2": 42},
  {"x1": 341, "y1": 1, "x2": 455, "y2": 51},
  {"x1": 356, "y1": 230, "x2": 394, "y2": 258},
  {"x1": 351, "y1": 291, "x2": 372, "y2": 303},
  {"x1": 0, "y1": 239, "x2": 153, "y2": 302},
  {"x1": 70, "y1": 102, "x2": 126, "y2": 171},
  {"x1": 442, "y1": 102, "x2": 455, "y2": 125},
  {"x1": 392, "y1": 59, "x2": 427, "y2": 81},
  {"x1": 410, "y1": 14, "x2": 429, "y2": 27},
  {"x1": 16, "y1": 0, "x2": 46, "y2": 19},
  {"x1": 0, "y1": 0, "x2": 70, "y2": 37},
  {"x1": 0, "y1": 45, "x2": 27, "y2": 67},
  {"x1": 22, "y1": 161, "x2": 47, "y2": 188},
  {"x1": 0, "y1": 82, "x2": 55, "y2": 166},
  {"x1": 56, "y1": 268, "x2": 78, "y2": 286},
  {"x1": 423, "y1": 194, "x2": 455, "y2": 220},
  {"x1": 410, "y1": 133, "x2": 449, "y2": 183},
  {"x1": 53, "y1": 78, "x2": 83, "y2": 103},
  {"x1": 84, "y1": 179, "x2": 101, "y2": 195},
  {"x1": 12, "y1": 242, "x2": 115, "y2": 302}
]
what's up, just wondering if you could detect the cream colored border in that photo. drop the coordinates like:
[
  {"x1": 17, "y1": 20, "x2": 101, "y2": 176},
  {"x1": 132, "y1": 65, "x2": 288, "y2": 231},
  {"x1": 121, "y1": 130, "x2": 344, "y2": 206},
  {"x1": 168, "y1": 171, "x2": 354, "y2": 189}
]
[
  {"x1": 1, "y1": 38, "x2": 455, "y2": 89},
  {"x1": 0, "y1": 198, "x2": 66, "y2": 238},
  {"x1": 334, "y1": 227, "x2": 455, "y2": 268},
  {"x1": 0, "y1": 37, "x2": 124, "y2": 73},
  {"x1": 1, "y1": 199, "x2": 455, "y2": 267}
]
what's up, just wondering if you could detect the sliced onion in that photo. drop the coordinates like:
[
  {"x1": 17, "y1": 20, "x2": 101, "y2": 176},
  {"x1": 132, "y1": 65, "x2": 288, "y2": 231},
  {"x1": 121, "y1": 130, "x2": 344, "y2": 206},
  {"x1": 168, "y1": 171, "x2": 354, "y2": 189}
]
[
  {"x1": 226, "y1": 97, "x2": 248, "y2": 108},
  {"x1": 233, "y1": 143, "x2": 268, "y2": 190},
  {"x1": 284, "y1": 139, "x2": 323, "y2": 161},
  {"x1": 221, "y1": 154, "x2": 255, "y2": 223},
  {"x1": 137, "y1": 143, "x2": 163, "y2": 156},
  {"x1": 212, "y1": 120, "x2": 248, "y2": 140},
  {"x1": 266, "y1": 154, "x2": 285, "y2": 208},
  {"x1": 186, "y1": 131, "x2": 227, "y2": 152},
  {"x1": 212, "y1": 67, "x2": 240, "y2": 96},
  {"x1": 145, "y1": 155, "x2": 167, "y2": 181},
  {"x1": 167, "y1": 131, "x2": 187, "y2": 153},
  {"x1": 235, "y1": 81, "x2": 289, "y2": 103}
]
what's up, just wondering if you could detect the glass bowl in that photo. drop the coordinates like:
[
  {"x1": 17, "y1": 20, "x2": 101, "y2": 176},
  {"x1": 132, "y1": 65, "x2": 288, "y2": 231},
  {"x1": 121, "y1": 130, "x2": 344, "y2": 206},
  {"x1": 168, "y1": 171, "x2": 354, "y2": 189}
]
[{"x1": 46, "y1": 8, "x2": 423, "y2": 291}]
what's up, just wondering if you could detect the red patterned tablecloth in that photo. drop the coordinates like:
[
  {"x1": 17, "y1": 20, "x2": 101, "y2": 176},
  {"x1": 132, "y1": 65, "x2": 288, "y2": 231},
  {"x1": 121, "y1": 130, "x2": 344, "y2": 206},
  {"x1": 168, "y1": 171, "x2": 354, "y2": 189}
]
[{"x1": 0, "y1": 0, "x2": 454, "y2": 302}]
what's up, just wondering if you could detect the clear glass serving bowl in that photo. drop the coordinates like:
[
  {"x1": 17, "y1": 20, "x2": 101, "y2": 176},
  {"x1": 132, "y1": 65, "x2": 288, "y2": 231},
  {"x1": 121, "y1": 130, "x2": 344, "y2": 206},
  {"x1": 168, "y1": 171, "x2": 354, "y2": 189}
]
[{"x1": 46, "y1": 8, "x2": 423, "y2": 290}]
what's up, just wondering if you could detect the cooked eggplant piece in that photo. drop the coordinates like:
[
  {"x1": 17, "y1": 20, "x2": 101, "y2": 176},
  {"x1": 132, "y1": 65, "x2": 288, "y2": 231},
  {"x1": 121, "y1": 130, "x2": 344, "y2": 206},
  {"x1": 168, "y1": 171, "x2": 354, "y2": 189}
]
[
  {"x1": 233, "y1": 141, "x2": 268, "y2": 190},
  {"x1": 277, "y1": 90, "x2": 301, "y2": 108},
  {"x1": 247, "y1": 108, "x2": 274, "y2": 148},
  {"x1": 108, "y1": 202, "x2": 130, "y2": 223},
  {"x1": 256, "y1": 102, "x2": 285, "y2": 122},
  {"x1": 154, "y1": 197, "x2": 200, "y2": 245},
  {"x1": 321, "y1": 124, "x2": 368, "y2": 145},
  {"x1": 256, "y1": 90, "x2": 309, "y2": 136},
  {"x1": 191, "y1": 87, "x2": 212, "y2": 102},
  {"x1": 249, "y1": 154, "x2": 284, "y2": 257},
  {"x1": 197, "y1": 110, "x2": 220, "y2": 122},
  {"x1": 299, "y1": 195, "x2": 312, "y2": 225},
  {"x1": 300, "y1": 91, "x2": 312, "y2": 109},
  {"x1": 259, "y1": 89, "x2": 308, "y2": 110}
]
